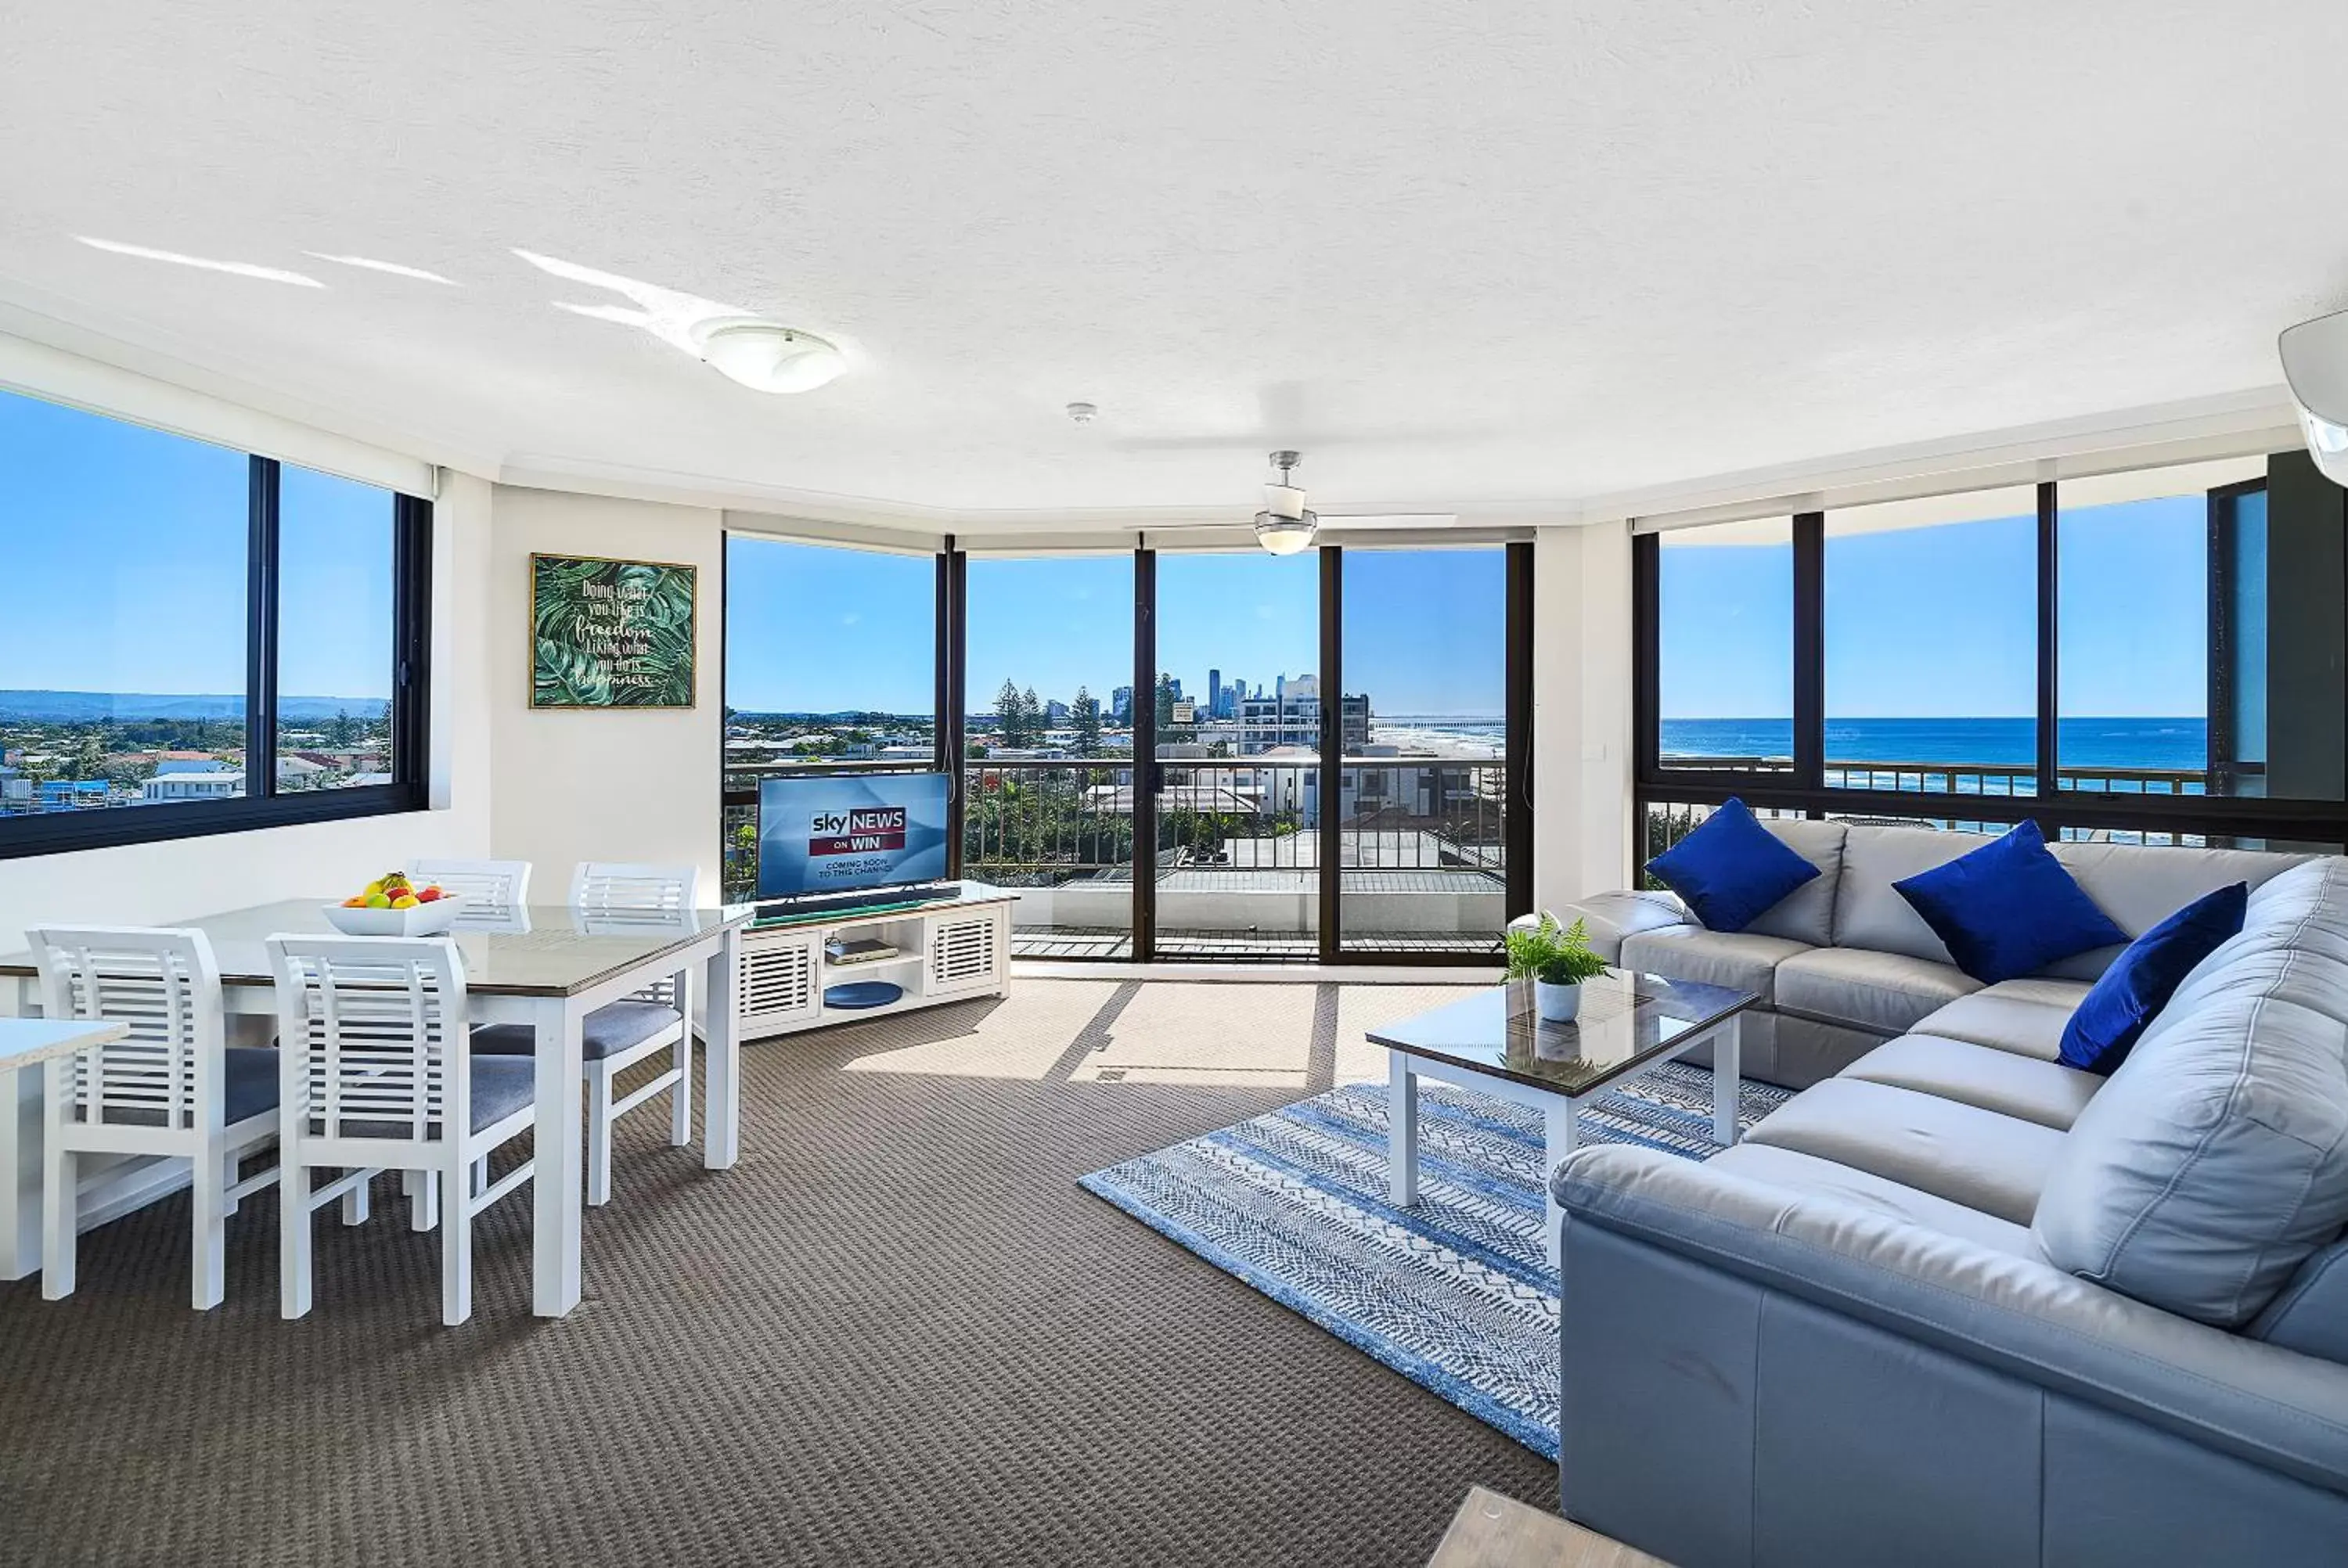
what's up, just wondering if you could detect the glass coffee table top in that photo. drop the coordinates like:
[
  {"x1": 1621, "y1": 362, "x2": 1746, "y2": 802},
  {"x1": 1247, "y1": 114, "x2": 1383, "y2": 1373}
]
[{"x1": 1364, "y1": 971, "x2": 1757, "y2": 1099}]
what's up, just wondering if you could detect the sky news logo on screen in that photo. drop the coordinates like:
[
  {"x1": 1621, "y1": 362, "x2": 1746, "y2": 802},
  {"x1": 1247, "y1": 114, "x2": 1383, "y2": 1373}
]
[
  {"x1": 809, "y1": 807, "x2": 907, "y2": 856},
  {"x1": 757, "y1": 772, "x2": 950, "y2": 901}
]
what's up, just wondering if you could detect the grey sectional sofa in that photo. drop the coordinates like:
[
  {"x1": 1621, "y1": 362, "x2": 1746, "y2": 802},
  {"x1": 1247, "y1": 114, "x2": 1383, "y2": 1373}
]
[{"x1": 1537, "y1": 824, "x2": 2348, "y2": 1566}]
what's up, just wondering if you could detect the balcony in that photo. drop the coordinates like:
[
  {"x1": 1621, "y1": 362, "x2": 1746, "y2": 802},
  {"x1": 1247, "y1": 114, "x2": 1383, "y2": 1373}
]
[{"x1": 725, "y1": 757, "x2": 1508, "y2": 960}]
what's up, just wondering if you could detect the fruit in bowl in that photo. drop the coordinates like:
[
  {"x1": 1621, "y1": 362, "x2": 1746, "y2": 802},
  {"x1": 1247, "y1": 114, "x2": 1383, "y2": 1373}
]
[{"x1": 326, "y1": 872, "x2": 465, "y2": 935}]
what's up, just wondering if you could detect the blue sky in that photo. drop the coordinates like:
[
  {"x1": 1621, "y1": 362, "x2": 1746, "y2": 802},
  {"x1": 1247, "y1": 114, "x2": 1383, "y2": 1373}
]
[
  {"x1": 726, "y1": 539, "x2": 1507, "y2": 716},
  {"x1": 1660, "y1": 496, "x2": 2210, "y2": 720},
  {"x1": 0, "y1": 389, "x2": 394, "y2": 702}
]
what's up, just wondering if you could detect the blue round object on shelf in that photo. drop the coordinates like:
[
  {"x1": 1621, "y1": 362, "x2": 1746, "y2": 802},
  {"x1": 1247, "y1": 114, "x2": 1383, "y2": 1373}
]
[{"x1": 823, "y1": 980, "x2": 904, "y2": 1010}]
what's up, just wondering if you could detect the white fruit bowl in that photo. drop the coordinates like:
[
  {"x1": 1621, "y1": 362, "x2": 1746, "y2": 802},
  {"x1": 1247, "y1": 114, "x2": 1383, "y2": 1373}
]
[{"x1": 322, "y1": 896, "x2": 467, "y2": 937}]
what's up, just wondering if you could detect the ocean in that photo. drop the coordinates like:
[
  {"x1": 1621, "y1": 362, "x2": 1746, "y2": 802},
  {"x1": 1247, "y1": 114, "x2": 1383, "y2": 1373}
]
[{"x1": 1661, "y1": 717, "x2": 2209, "y2": 774}]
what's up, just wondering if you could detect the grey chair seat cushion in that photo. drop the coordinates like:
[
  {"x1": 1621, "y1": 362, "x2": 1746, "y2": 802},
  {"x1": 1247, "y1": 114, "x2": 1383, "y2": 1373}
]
[
  {"x1": 1840, "y1": 1033, "x2": 2105, "y2": 1131},
  {"x1": 471, "y1": 1001, "x2": 684, "y2": 1063},
  {"x1": 2033, "y1": 858, "x2": 2348, "y2": 1328},
  {"x1": 1703, "y1": 1142, "x2": 2040, "y2": 1257},
  {"x1": 1619, "y1": 927, "x2": 1810, "y2": 1004},
  {"x1": 1745, "y1": 1077, "x2": 2067, "y2": 1226},
  {"x1": 79, "y1": 1045, "x2": 281, "y2": 1127},
  {"x1": 1774, "y1": 947, "x2": 1981, "y2": 1035},
  {"x1": 1910, "y1": 977, "x2": 2092, "y2": 1063},
  {"x1": 311, "y1": 1055, "x2": 536, "y2": 1138}
]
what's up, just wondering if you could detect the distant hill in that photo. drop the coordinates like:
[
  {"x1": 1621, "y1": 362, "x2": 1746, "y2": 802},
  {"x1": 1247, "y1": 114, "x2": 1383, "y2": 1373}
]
[{"x1": 0, "y1": 691, "x2": 389, "y2": 722}]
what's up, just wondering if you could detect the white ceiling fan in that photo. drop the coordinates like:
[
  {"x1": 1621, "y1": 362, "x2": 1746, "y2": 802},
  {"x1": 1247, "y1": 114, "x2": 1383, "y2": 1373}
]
[{"x1": 1147, "y1": 450, "x2": 1455, "y2": 556}]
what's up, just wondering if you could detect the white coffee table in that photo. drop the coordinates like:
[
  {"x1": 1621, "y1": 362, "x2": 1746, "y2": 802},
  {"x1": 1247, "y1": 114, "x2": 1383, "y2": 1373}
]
[{"x1": 1367, "y1": 971, "x2": 1756, "y2": 1265}]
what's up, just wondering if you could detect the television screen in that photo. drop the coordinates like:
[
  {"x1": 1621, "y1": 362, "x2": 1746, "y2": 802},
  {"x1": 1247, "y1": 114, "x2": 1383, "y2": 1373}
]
[{"x1": 755, "y1": 771, "x2": 951, "y2": 901}]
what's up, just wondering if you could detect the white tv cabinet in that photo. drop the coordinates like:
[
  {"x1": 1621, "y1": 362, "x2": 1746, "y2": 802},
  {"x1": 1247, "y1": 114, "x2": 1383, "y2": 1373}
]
[{"x1": 733, "y1": 881, "x2": 1014, "y2": 1039}]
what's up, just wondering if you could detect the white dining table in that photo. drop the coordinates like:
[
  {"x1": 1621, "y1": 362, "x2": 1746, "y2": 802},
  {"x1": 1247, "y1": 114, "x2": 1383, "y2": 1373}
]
[{"x1": 0, "y1": 899, "x2": 753, "y2": 1318}]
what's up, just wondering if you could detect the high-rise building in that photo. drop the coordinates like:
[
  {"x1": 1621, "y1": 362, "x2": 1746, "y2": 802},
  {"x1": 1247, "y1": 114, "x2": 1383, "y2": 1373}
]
[
  {"x1": 1207, "y1": 669, "x2": 1221, "y2": 718},
  {"x1": 1111, "y1": 685, "x2": 1133, "y2": 722},
  {"x1": 1237, "y1": 688, "x2": 1370, "y2": 754}
]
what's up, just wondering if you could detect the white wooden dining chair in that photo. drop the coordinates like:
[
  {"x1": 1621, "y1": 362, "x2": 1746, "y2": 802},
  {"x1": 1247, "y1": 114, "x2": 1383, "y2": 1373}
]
[
  {"x1": 473, "y1": 862, "x2": 697, "y2": 1207},
  {"x1": 268, "y1": 933, "x2": 535, "y2": 1326},
  {"x1": 28, "y1": 926, "x2": 282, "y2": 1310},
  {"x1": 408, "y1": 858, "x2": 533, "y2": 919}
]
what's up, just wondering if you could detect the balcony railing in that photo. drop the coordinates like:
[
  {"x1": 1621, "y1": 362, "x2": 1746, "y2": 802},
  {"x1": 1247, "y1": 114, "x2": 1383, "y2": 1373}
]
[
  {"x1": 1640, "y1": 757, "x2": 2228, "y2": 872},
  {"x1": 720, "y1": 754, "x2": 1508, "y2": 958}
]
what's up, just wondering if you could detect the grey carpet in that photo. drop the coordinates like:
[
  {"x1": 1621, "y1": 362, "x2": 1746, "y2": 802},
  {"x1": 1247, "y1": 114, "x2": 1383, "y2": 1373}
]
[{"x1": 0, "y1": 979, "x2": 1554, "y2": 1567}]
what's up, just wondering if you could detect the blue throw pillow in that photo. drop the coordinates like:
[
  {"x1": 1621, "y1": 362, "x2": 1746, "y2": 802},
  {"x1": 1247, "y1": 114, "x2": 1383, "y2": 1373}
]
[
  {"x1": 2058, "y1": 883, "x2": 2249, "y2": 1075},
  {"x1": 1891, "y1": 822, "x2": 2128, "y2": 984},
  {"x1": 1644, "y1": 798, "x2": 1820, "y2": 933}
]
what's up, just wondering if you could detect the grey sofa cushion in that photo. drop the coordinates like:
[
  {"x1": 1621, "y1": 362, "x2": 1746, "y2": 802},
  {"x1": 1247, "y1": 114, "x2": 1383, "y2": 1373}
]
[
  {"x1": 1831, "y1": 824, "x2": 1984, "y2": 964},
  {"x1": 1546, "y1": 890, "x2": 1691, "y2": 965},
  {"x1": 2249, "y1": 1237, "x2": 2348, "y2": 1365},
  {"x1": 2041, "y1": 840, "x2": 2314, "y2": 982},
  {"x1": 1745, "y1": 818, "x2": 1849, "y2": 946},
  {"x1": 2033, "y1": 857, "x2": 2348, "y2": 1327},
  {"x1": 1745, "y1": 1077, "x2": 2066, "y2": 1225},
  {"x1": 1774, "y1": 947, "x2": 1981, "y2": 1035},
  {"x1": 1705, "y1": 1142, "x2": 2039, "y2": 1256},
  {"x1": 1911, "y1": 977, "x2": 2091, "y2": 1063},
  {"x1": 1841, "y1": 1034, "x2": 2105, "y2": 1131},
  {"x1": 1619, "y1": 927, "x2": 1810, "y2": 1004}
]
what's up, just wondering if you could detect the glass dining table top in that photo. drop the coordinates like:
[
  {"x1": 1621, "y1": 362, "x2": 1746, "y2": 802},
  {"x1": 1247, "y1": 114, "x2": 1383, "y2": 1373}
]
[
  {"x1": 1364, "y1": 970, "x2": 1756, "y2": 1099},
  {"x1": 0, "y1": 900, "x2": 757, "y2": 998}
]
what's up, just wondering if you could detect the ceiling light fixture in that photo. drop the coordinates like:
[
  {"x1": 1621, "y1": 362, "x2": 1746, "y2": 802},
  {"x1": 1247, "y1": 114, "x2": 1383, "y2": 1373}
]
[
  {"x1": 1252, "y1": 450, "x2": 1317, "y2": 556},
  {"x1": 690, "y1": 318, "x2": 847, "y2": 394}
]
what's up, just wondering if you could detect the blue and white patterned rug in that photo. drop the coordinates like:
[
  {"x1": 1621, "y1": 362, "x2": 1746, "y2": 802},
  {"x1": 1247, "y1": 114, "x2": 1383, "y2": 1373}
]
[{"x1": 1078, "y1": 1063, "x2": 1792, "y2": 1458}]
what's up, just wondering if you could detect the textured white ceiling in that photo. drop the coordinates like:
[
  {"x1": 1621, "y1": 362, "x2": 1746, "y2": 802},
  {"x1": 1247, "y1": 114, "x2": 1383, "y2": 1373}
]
[{"x1": 3, "y1": 2, "x2": 2345, "y2": 521}]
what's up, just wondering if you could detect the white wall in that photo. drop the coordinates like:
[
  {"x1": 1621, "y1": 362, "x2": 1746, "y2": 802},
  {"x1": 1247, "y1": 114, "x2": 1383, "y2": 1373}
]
[
  {"x1": 0, "y1": 468, "x2": 498, "y2": 951},
  {"x1": 1529, "y1": 520, "x2": 1634, "y2": 911},
  {"x1": 488, "y1": 486, "x2": 724, "y2": 896}
]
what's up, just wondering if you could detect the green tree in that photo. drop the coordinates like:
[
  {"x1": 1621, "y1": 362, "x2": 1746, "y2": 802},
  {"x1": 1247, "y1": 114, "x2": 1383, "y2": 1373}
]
[
  {"x1": 1071, "y1": 687, "x2": 1102, "y2": 756},
  {"x1": 994, "y1": 678, "x2": 1027, "y2": 747},
  {"x1": 330, "y1": 708, "x2": 356, "y2": 747},
  {"x1": 1023, "y1": 686, "x2": 1043, "y2": 745},
  {"x1": 1153, "y1": 673, "x2": 1186, "y2": 747}
]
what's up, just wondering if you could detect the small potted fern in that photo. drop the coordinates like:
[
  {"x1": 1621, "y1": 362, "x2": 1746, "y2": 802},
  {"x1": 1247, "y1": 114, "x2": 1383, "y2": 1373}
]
[{"x1": 1506, "y1": 914, "x2": 1608, "y2": 1022}]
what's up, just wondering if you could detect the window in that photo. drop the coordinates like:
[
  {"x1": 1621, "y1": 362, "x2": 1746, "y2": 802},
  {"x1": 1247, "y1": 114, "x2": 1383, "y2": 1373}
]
[
  {"x1": 962, "y1": 554, "x2": 1134, "y2": 951},
  {"x1": 1656, "y1": 517, "x2": 1793, "y2": 771},
  {"x1": 276, "y1": 465, "x2": 398, "y2": 790},
  {"x1": 1152, "y1": 550, "x2": 1322, "y2": 956},
  {"x1": 0, "y1": 388, "x2": 428, "y2": 854},
  {"x1": 720, "y1": 536, "x2": 942, "y2": 897},
  {"x1": 1825, "y1": 488, "x2": 2037, "y2": 796},
  {"x1": 1636, "y1": 449, "x2": 2348, "y2": 859},
  {"x1": 1338, "y1": 547, "x2": 1507, "y2": 952}
]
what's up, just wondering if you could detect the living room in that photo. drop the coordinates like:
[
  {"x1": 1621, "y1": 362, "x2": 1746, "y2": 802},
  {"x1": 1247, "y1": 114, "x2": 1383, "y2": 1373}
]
[{"x1": 5, "y1": 6, "x2": 2348, "y2": 1566}]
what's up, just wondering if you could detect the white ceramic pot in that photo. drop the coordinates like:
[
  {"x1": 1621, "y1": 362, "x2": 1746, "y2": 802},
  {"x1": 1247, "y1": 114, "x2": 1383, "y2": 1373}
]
[{"x1": 1533, "y1": 980, "x2": 1583, "y2": 1023}]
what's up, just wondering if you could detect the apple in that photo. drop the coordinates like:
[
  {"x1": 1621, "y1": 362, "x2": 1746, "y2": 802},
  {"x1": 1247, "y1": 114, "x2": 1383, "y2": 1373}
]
[
  {"x1": 415, "y1": 886, "x2": 443, "y2": 903},
  {"x1": 391, "y1": 894, "x2": 420, "y2": 909},
  {"x1": 364, "y1": 892, "x2": 392, "y2": 909}
]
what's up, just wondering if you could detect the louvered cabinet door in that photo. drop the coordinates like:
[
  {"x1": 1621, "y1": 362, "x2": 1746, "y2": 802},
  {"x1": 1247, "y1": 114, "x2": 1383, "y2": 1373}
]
[
  {"x1": 926, "y1": 910, "x2": 1005, "y2": 997},
  {"x1": 736, "y1": 932, "x2": 821, "y2": 1037}
]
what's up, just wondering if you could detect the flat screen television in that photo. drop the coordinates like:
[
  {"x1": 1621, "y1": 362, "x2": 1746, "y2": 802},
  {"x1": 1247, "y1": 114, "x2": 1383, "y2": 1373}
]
[{"x1": 754, "y1": 771, "x2": 952, "y2": 902}]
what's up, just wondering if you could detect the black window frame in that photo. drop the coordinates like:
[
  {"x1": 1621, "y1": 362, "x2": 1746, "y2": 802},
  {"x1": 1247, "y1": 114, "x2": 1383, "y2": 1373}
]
[
  {"x1": 1634, "y1": 460, "x2": 2348, "y2": 854},
  {"x1": 0, "y1": 429, "x2": 432, "y2": 861}
]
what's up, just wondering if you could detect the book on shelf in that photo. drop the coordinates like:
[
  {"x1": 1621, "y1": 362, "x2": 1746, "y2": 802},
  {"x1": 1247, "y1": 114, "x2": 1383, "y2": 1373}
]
[{"x1": 825, "y1": 937, "x2": 900, "y2": 966}]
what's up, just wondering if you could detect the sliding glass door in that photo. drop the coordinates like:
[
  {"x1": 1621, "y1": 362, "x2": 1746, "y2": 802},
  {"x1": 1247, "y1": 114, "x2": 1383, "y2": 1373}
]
[
  {"x1": 1151, "y1": 550, "x2": 1323, "y2": 958},
  {"x1": 961, "y1": 553, "x2": 1136, "y2": 957}
]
